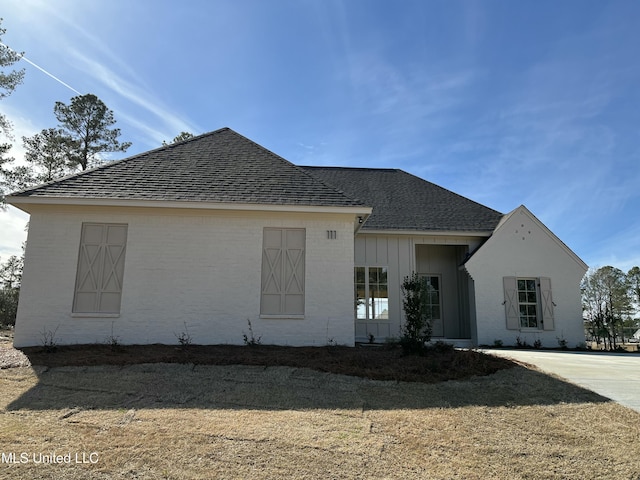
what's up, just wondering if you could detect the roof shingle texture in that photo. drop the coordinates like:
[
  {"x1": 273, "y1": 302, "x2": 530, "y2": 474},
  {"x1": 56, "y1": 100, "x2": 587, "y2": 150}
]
[
  {"x1": 13, "y1": 128, "x2": 365, "y2": 208},
  {"x1": 302, "y1": 167, "x2": 503, "y2": 232}
]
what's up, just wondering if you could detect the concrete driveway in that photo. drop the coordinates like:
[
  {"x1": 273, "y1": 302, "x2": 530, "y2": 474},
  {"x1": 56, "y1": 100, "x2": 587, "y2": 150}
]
[{"x1": 483, "y1": 349, "x2": 640, "y2": 413}]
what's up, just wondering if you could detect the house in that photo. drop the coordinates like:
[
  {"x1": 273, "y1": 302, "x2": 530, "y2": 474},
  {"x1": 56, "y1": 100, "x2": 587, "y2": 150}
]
[{"x1": 6, "y1": 128, "x2": 588, "y2": 348}]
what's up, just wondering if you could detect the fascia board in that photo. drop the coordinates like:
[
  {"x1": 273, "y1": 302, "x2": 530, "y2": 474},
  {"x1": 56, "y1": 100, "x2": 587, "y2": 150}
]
[{"x1": 5, "y1": 195, "x2": 373, "y2": 216}]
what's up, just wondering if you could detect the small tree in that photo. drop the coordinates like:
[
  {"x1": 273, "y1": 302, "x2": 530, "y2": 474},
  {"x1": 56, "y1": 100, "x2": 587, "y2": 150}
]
[
  {"x1": 0, "y1": 254, "x2": 23, "y2": 326},
  {"x1": 54, "y1": 93, "x2": 131, "y2": 170},
  {"x1": 22, "y1": 128, "x2": 70, "y2": 183},
  {"x1": 400, "y1": 272, "x2": 431, "y2": 354}
]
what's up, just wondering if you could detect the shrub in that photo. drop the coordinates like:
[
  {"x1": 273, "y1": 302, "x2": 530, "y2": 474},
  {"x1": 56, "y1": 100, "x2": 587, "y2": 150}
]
[
  {"x1": 242, "y1": 319, "x2": 262, "y2": 346},
  {"x1": 400, "y1": 272, "x2": 432, "y2": 355}
]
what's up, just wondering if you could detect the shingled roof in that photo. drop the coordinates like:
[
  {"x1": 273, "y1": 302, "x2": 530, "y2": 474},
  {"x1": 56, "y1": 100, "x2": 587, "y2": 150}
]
[
  {"x1": 302, "y1": 167, "x2": 503, "y2": 233},
  {"x1": 9, "y1": 128, "x2": 365, "y2": 208},
  {"x1": 9, "y1": 128, "x2": 503, "y2": 232}
]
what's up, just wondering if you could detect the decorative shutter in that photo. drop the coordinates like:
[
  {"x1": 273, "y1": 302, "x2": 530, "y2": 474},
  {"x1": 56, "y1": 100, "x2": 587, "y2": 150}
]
[
  {"x1": 539, "y1": 277, "x2": 555, "y2": 331},
  {"x1": 261, "y1": 229, "x2": 284, "y2": 315},
  {"x1": 99, "y1": 225, "x2": 127, "y2": 312},
  {"x1": 74, "y1": 224, "x2": 104, "y2": 312},
  {"x1": 503, "y1": 276, "x2": 519, "y2": 330},
  {"x1": 261, "y1": 228, "x2": 305, "y2": 315},
  {"x1": 283, "y1": 229, "x2": 305, "y2": 314},
  {"x1": 73, "y1": 224, "x2": 127, "y2": 313}
]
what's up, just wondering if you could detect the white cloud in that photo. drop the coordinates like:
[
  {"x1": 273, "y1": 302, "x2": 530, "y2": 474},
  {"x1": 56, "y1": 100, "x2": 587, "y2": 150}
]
[{"x1": 67, "y1": 48, "x2": 200, "y2": 143}]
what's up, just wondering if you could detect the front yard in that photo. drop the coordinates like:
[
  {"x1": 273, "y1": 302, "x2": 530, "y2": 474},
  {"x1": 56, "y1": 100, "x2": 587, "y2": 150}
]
[{"x1": 1, "y1": 337, "x2": 639, "y2": 479}]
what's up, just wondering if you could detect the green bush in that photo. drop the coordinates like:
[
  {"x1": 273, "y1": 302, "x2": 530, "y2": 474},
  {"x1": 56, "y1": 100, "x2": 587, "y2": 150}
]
[{"x1": 400, "y1": 272, "x2": 432, "y2": 355}]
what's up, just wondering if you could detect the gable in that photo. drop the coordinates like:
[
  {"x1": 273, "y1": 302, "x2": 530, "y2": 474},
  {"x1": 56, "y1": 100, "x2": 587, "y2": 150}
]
[{"x1": 465, "y1": 205, "x2": 587, "y2": 276}]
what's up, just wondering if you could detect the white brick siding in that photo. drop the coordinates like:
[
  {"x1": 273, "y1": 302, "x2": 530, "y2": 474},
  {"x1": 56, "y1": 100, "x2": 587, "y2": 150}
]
[
  {"x1": 14, "y1": 205, "x2": 356, "y2": 347},
  {"x1": 465, "y1": 207, "x2": 587, "y2": 348}
]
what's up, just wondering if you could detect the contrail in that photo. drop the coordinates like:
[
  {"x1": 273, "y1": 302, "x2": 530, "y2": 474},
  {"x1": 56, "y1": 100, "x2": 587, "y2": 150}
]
[{"x1": 0, "y1": 42, "x2": 82, "y2": 95}]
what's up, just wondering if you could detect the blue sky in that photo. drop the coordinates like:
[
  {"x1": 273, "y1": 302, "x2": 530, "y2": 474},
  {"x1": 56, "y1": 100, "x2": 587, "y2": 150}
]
[{"x1": 1, "y1": 0, "x2": 639, "y2": 271}]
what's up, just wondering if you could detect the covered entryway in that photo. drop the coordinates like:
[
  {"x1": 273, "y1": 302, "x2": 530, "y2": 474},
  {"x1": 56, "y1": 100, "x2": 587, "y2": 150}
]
[{"x1": 415, "y1": 244, "x2": 472, "y2": 340}]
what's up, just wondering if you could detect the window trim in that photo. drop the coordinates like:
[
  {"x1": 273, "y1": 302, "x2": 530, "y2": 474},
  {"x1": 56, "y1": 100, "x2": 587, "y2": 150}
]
[
  {"x1": 355, "y1": 266, "x2": 389, "y2": 322},
  {"x1": 418, "y1": 273, "x2": 443, "y2": 324},
  {"x1": 517, "y1": 278, "x2": 540, "y2": 329}
]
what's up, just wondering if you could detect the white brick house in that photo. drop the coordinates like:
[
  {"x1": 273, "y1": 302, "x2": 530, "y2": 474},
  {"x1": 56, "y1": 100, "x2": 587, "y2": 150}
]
[{"x1": 7, "y1": 128, "x2": 587, "y2": 348}]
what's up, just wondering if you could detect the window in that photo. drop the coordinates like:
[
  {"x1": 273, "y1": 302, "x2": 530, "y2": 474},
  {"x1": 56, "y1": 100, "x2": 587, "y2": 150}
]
[
  {"x1": 261, "y1": 228, "x2": 305, "y2": 316},
  {"x1": 518, "y1": 279, "x2": 539, "y2": 328},
  {"x1": 503, "y1": 277, "x2": 554, "y2": 330},
  {"x1": 73, "y1": 223, "x2": 128, "y2": 314},
  {"x1": 355, "y1": 267, "x2": 388, "y2": 321},
  {"x1": 421, "y1": 275, "x2": 441, "y2": 322}
]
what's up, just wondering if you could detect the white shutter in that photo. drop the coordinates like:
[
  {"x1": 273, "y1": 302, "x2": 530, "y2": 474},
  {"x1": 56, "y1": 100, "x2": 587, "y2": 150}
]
[
  {"x1": 503, "y1": 276, "x2": 519, "y2": 330},
  {"x1": 539, "y1": 277, "x2": 555, "y2": 331}
]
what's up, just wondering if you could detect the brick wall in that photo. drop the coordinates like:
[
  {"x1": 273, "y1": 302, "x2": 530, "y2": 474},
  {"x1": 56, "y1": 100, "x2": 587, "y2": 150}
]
[{"x1": 13, "y1": 205, "x2": 356, "y2": 347}]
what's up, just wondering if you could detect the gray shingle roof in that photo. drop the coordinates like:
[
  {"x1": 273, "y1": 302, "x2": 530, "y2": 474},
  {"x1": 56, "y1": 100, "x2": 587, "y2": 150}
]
[
  {"x1": 11, "y1": 127, "x2": 503, "y2": 232},
  {"x1": 11, "y1": 128, "x2": 365, "y2": 208},
  {"x1": 302, "y1": 167, "x2": 503, "y2": 232}
]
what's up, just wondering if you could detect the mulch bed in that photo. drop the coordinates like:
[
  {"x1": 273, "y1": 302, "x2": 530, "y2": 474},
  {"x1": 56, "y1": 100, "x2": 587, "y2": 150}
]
[{"x1": 16, "y1": 343, "x2": 516, "y2": 383}]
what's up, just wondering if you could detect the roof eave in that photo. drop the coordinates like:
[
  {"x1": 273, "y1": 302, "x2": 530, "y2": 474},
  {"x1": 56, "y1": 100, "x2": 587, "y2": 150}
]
[
  {"x1": 5, "y1": 195, "x2": 373, "y2": 216},
  {"x1": 358, "y1": 228, "x2": 494, "y2": 237}
]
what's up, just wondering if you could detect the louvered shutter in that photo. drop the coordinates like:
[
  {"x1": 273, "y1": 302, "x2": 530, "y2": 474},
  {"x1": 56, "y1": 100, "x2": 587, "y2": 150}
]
[
  {"x1": 503, "y1": 276, "x2": 519, "y2": 330},
  {"x1": 73, "y1": 224, "x2": 127, "y2": 313},
  {"x1": 539, "y1": 277, "x2": 555, "y2": 331},
  {"x1": 261, "y1": 228, "x2": 305, "y2": 315}
]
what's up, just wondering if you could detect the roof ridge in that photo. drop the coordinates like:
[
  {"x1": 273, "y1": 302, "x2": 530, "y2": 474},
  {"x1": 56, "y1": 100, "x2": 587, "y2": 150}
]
[{"x1": 303, "y1": 166, "x2": 400, "y2": 173}]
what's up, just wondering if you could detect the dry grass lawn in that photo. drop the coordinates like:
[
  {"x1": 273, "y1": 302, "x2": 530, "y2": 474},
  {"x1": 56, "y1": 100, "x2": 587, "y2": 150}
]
[{"x1": 1, "y1": 339, "x2": 640, "y2": 479}]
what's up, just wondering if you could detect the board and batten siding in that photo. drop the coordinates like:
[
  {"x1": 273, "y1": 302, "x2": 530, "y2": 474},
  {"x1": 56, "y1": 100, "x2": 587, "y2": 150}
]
[
  {"x1": 13, "y1": 205, "x2": 357, "y2": 347},
  {"x1": 354, "y1": 233, "x2": 484, "y2": 342}
]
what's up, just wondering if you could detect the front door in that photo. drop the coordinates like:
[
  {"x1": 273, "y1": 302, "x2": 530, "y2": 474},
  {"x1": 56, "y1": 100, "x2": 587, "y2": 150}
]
[{"x1": 421, "y1": 274, "x2": 443, "y2": 337}]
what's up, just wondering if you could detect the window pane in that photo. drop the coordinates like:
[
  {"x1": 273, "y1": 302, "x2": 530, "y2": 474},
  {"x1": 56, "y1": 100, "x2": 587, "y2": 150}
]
[
  {"x1": 369, "y1": 268, "x2": 379, "y2": 284},
  {"x1": 379, "y1": 267, "x2": 388, "y2": 284},
  {"x1": 372, "y1": 297, "x2": 389, "y2": 319}
]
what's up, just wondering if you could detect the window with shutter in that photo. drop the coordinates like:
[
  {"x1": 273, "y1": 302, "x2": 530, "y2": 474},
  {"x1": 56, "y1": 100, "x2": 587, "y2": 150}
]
[
  {"x1": 503, "y1": 276, "x2": 554, "y2": 330},
  {"x1": 73, "y1": 223, "x2": 128, "y2": 314},
  {"x1": 261, "y1": 228, "x2": 305, "y2": 316}
]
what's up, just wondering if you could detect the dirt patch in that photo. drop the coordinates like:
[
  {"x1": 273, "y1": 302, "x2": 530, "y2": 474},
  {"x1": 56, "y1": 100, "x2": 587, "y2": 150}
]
[{"x1": 13, "y1": 342, "x2": 515, "y2": 383}]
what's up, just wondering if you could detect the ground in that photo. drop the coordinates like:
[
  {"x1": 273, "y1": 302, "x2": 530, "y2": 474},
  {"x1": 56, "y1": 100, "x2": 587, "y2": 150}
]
[
  {"x1": 0, "y1": 326, "x2": 516, "y2": 382},
  {"x1": 2, "y1": 329, "x2": 640, "y2": 479}
]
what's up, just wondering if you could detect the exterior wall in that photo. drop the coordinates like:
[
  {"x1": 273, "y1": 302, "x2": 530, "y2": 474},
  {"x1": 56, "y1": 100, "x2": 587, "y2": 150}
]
[
  {"x1": 465, "y1": 207, "x2": 588, "y2": 348},
  {"x1": 14, "y1": 205, "x2": 356, "y2": 347},
  {"x1": 354, "y1": 233, "x2": 485, "y2": 342}
]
